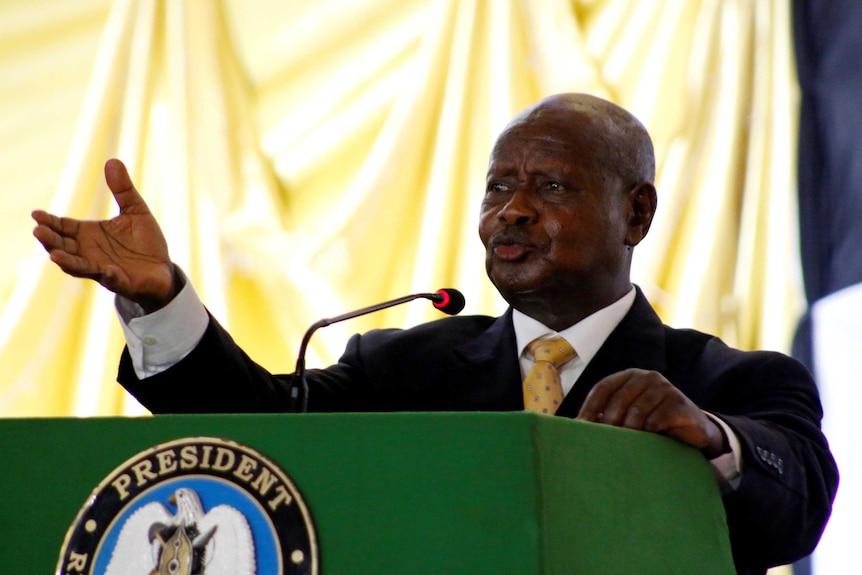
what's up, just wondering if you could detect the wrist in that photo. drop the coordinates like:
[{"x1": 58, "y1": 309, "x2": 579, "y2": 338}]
[
  {"x1": 701, "y1": 419, "x2": 731, "y2": 459},
  {"x1": 139, "y1": 263, "x2": 182, "y2": 314}
]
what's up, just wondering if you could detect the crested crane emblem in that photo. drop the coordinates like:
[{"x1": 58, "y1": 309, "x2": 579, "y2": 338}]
[{"x1": 57, "y1": 437, "x2": 317, "y2": 575}]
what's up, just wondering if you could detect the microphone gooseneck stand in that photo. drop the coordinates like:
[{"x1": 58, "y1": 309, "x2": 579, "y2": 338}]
[{"x1": 290, "y1": 289, "x2": 465, "y2": 412}]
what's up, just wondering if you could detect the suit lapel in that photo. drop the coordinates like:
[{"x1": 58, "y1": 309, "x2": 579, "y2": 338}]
[
  {"x1": 556, "y1": 288, "x2": 668, "y2": 418},
  {"x1": 450, "y1": 309, "x2": 524, "y2": 411}
]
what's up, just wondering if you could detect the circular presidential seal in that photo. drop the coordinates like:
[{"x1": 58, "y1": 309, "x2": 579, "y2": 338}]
[{"x1": 56, "y1": 437, "x2": 318, "y2": 575}]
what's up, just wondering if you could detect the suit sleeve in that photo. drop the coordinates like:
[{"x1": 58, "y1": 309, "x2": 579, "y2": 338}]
[
  {"x1": 118, "y1": 313, "x2": 379, "y2": 413},
  {"x1": 118, "y1": 314, "x2": 296, "y2": 412},
  {"x1": 704, "y1": 348, "x2": 838, "y2": 571}
]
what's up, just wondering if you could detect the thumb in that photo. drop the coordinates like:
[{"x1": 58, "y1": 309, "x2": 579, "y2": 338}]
[{"x1": 104, "y1": 158, "x2": 147, "y2": 213}]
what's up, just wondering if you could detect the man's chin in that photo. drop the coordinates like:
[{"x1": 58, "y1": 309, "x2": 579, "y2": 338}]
[{"x1": 490, "y1": 277, "x2": 547, "y2": 305}]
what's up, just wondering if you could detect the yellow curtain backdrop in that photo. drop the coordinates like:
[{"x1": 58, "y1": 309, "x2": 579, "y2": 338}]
[{"x1": 0, "y1": 0, "x2": 802, "y2": 418}]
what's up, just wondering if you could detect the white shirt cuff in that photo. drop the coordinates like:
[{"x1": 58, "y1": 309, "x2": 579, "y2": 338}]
[
  {"x1": 704, "y1": 411, "x2": 743, "y2": 491},
  {"x1": 115, "y1": 268, "x2": 209, "y2": 380}
]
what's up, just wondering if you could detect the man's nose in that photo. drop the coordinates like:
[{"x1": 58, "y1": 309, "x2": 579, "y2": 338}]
[{"x1": 498, "y1": 190, "x2": 537, "y2": 225}]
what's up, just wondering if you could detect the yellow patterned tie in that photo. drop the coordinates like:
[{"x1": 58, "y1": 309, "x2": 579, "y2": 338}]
[{"x1": 523, "y1": 336, "x2": 576, "y2": 415}]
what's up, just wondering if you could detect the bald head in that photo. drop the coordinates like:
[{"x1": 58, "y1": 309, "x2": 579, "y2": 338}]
[
  {"x1": 503, "y1": 93, "x2": 655, "y2": 187},
  {"x1": 480, "y1": 93, "x2": 658, "y2": 327}
]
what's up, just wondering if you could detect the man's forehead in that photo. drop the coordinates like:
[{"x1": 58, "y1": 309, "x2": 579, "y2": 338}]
[
  {"x1": 495, "y1": 128, "x2": 572, "y2": 148},
  {"x1": 490, "y1": 118, "x2": 598, "y2": 160},
  {"x1": 486, "y1": 134, "x2": 600, "y2": 179},
  {"x1": 490, "y1": 133, "x2": 572, "y2": 162}
]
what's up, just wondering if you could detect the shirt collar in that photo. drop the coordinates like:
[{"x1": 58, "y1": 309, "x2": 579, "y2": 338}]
[{"x1": 512, "y1": 287, "x2": 637, "y2": 364}]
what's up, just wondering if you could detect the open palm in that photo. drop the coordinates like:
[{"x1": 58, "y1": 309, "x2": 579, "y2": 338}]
[{"x1": 32, "y1": 159, "x2": 176, "y2": 311}]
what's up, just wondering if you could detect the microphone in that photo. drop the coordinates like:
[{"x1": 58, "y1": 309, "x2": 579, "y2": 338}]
[
  {"x1": 428, "y1": 288, "x2": 466, "y2": 316},
  {"x1": 290, "y1": 288, "x2": 465, "y2": 412}
]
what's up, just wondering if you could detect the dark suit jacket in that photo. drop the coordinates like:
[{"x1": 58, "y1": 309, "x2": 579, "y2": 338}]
[{"x1": 119, "y1": 288, "x2": 838, "y2": 575}]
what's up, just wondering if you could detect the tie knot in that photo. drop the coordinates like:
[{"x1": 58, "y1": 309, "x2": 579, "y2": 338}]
[{"x1": 527, "y1": 336, "x2": 575, "y2": 368}]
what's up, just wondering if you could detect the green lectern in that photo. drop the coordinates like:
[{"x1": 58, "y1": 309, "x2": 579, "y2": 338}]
[{"x1": 0, "y1": 412, "x2": 735, "y2": 574}]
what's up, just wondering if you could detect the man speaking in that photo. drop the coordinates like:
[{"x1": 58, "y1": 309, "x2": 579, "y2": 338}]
[{"x1": 33, "y1": 93, "x2": 838, "y2": 575}]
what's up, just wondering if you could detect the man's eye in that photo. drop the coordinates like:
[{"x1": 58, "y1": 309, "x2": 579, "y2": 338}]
[
  {"x1": 545, "y1": 181, "x2": 562, "y2": 191},
  {"x1": 487, "y1": 182, "x2": 507, "y2": 193}
]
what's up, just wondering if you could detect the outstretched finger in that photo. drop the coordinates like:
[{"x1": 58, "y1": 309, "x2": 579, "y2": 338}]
[
  {"x1": 32, "y1": 210, "x2": 71, "y2": 236},
  {"x1": 32, "y1": 212, "x2": 80, "y2": 253},
  {"x1": 46, "y1": 249, "x2": 94, "y2": 279},
  {"x1": 104, "y1": 158, "x2": 148, "y2": 214},
  {"x1": 31, "y1": 209, "x2": 53, "y2": 228}
]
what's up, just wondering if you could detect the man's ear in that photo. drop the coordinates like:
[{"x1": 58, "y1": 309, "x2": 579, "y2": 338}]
[{"x1": 625, "y1": 182, "x2": 657, "y2": 247}]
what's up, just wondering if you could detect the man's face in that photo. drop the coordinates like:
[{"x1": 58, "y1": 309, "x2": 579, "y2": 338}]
[{"x1": 478, "y1": 110, "x2": 634, "y2": 308}]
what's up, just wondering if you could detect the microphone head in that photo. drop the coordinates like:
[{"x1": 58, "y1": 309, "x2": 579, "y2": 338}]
[{"x1": 432, "y1": 288, "x2": 465, "y2": 315}]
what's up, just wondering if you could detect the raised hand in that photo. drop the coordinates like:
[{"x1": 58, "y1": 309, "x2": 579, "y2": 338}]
[
  {"x1": 576, "y1": 368, "x2": 728, "y2": 458},
  {"x1": 32, "y1": 159, "x2": 178, "y2": 312}
]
